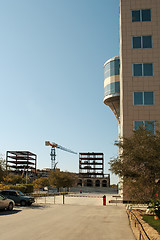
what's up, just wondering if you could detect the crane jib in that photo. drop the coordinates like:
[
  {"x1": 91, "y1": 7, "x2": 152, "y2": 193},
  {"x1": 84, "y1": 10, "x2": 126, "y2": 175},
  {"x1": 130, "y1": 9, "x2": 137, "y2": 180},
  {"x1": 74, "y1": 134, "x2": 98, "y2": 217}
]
[
  {"x1": 45, "y1": 141, "x2": 77, "y2": 170},
  {"x1": 45, "y1": 141, "x2": 77, "y2": 154},
  {"x1": 57, "y1": 145, "x2": 77, "y2": 154}
]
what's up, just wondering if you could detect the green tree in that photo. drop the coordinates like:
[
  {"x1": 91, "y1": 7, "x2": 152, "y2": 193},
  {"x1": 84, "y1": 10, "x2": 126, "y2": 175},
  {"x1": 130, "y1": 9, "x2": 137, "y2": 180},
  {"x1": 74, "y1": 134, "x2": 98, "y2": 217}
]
[
  {"x1": 49, "y1": 171, "x2": 77, "y2": 191},
  {"x1": 0, "y1": 158, "x2": 6, "y2": 182},
  {"x1": 0, "y1": 164, "x2": 4, "y2": 182},
  {"x1": 33, "y1": 177, "x2": 49, "y2": 191},
  {"x1": 3, "y1": 174, "x2": 24, "y2": 185},
  {"x1": 109, "y1": 127, "x2": 160, "y2": 202}
]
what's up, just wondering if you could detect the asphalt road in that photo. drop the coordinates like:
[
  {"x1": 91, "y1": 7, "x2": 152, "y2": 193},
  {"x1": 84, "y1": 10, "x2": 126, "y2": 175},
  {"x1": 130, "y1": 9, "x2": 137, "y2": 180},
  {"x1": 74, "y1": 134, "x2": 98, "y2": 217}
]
[{"x1": 0, "y1": 200, "x2": 135, "y2": 240}]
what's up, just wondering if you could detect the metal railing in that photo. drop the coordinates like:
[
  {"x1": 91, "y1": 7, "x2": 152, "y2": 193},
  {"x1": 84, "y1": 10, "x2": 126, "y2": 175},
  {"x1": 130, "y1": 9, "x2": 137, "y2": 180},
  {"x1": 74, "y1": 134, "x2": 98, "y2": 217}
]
[{"x1": 127, "y1": 209, "x2": 151, "y2": 240}]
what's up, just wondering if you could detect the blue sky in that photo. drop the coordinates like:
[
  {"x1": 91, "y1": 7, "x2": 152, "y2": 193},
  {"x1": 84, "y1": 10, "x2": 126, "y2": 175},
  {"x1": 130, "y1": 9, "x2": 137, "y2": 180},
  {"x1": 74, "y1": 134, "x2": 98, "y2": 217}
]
[{"x1": 0, "y1": 0, "x2": 119, "y2": 184}]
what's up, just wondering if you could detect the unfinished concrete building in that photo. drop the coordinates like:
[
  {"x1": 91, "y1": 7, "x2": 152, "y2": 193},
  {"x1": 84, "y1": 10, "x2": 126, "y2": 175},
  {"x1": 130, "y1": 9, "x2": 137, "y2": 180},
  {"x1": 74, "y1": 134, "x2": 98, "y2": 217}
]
[
  {"x1": 78, "y1": 152, "x2": 110, "y2": 187},
  {"x1": 6, "y1": 151, "x2": 37, "y2": 175}
]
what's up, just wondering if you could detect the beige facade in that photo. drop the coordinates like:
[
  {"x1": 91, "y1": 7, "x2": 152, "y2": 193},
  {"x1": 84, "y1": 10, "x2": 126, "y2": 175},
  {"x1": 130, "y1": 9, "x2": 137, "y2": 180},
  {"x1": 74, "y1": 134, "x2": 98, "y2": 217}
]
[
  {"x1": 120, "y1": 0, "x2": 160, "y2": 138},
  {"x1": 104, "y1": 0, "x2": 160, "y2": 200}
]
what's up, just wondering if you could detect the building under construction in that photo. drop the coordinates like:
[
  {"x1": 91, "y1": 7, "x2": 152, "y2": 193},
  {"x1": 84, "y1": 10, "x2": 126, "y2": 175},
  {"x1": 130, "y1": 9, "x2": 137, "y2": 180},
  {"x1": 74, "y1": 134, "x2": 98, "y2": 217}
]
[
  {"x1": 78, "y1": 152, "x2": 110, "y2": 187},
  {"x1": 6, "y1": 151, "x2": 37, "y2": 175}
]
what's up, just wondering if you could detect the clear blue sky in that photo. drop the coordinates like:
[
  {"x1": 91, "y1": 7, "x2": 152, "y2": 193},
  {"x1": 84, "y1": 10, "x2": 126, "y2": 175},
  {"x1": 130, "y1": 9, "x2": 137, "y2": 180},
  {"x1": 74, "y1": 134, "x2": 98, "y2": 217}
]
[{"x1": 0, "y1": 0, "x2": 119, "y2": 184}]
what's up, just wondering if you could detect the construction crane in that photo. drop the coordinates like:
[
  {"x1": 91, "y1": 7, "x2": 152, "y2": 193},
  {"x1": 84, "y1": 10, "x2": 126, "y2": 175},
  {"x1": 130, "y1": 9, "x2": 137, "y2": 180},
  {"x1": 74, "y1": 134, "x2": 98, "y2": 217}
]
[{"x1": 45, "y1": 141, "x2": 77, "y2": 170}]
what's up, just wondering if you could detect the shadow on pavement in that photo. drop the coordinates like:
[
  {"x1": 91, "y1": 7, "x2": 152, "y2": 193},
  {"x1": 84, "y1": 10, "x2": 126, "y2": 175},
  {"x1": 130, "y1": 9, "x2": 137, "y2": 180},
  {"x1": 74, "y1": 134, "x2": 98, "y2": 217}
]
[
  {"x1": 28, "y1": 204, "x2": 48, "y2": 209},
  {"x1": 0, "y1": 209, "x2": 22, "y2": 216},
  {"x1": 16, "y1": 203, "x2": 49, "y2": 210}
]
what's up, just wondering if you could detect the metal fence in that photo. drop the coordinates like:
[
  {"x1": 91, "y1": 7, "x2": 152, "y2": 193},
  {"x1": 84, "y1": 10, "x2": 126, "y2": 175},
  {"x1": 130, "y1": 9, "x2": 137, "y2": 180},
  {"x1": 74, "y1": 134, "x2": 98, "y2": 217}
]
[
  {"x1": 32, "y1": 193, "x2": 123, "y2": 207},
  {"x1": 127, "y1": 209, "x2": 151, "y2": 240}
]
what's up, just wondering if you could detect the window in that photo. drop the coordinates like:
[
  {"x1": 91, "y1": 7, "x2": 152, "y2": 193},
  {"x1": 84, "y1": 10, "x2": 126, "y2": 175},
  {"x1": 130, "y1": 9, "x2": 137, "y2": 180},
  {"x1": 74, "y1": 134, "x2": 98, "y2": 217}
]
[
  {"x1": 134, "y1": 121, "x2": 155, "y2": 134},
  {"x1": 131, "y1": 9, "x2": 151, "y2": 22},
  {"x1": 143, "y1": 36, "x2": 152, "y2": 48},
  {"x1": 104, "y1": 82, "x2": 120, "y2": 96},
  {"x1": 143, "y1": 63, "x2": 153, "y2": 76},
  {"x1": 134, "y1": 92, "x2": 154, "y2": 105},
  {"x1": 134, "y1": 92, "x2": 143, "y2": 105},
  {"x1": 132, "y1": 10, "x2": 140, "y2": 22},
  {"x1": 142, "y1": 9, "x2": 151, "y2": 22},
  {"x1": 132, "y1": 37, "x2": 141, "y2": 48},
  {"x1": 132, "y1": 36, "x2": 152, "y2": 48},
  {"x1": 144, "y1": 92, "x2": 154, "y2": 105},
  {"x1": 104, "y1": 58, "x2": 120, "y2": 79},
  {"x1": 9, "y1": 192, "x2": 17, "y2": 196},
  {"x1": 133, "y1": 63, "x2": 153, "y2": 76},
  {"x1": 133, "y1": 64, "x2": 142, "y2": 76}
]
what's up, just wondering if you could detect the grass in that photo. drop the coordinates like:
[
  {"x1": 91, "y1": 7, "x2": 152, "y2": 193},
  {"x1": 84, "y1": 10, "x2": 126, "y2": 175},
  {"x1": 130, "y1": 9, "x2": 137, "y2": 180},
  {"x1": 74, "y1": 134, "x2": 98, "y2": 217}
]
[{"x1": 142, "y1": 214, "x2": 160, "y2": 234}]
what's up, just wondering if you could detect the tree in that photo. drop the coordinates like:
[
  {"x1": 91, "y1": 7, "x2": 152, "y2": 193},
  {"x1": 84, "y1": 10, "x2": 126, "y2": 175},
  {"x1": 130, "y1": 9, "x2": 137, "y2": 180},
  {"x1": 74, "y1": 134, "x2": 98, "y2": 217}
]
[
  {"x1": 49, "y1": 171, "x2": 77, "y2": 191},
  {"x1": 3, "y1": 174, "x2": 24, "y2": 185},
  {"x1": 109, "y1": 127, "x2": 160, "y2": 202},
  {"x1": 0, "y1": 158, "x2": 6, "y2": 182},
  {"x1": 0, "y1": 164, "x2": 4, "y2": 182},
  {"x1": 33, "y1": 177, "x2": 49, "y2": 191}
]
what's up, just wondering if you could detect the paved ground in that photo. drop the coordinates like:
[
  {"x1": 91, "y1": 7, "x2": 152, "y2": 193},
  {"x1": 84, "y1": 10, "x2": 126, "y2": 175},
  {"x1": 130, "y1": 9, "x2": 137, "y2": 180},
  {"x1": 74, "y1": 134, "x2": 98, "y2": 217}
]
[
  {"x1": 0, "y1": 204, "x2": 134, "y2": 240},
  {"x1": 0, "y1": 194, "x2": 135, "y2": 240}
]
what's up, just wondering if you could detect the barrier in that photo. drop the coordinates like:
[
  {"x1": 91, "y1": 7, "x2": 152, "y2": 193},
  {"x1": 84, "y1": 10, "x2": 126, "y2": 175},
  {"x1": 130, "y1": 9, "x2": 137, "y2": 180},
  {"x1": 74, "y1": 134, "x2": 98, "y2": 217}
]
[
  {"x1": 103, "y1": 195, "x2": 106, "y2": 206},
  {"x1": 127, "y1": 209, "x2": 151, "y2": 240}
]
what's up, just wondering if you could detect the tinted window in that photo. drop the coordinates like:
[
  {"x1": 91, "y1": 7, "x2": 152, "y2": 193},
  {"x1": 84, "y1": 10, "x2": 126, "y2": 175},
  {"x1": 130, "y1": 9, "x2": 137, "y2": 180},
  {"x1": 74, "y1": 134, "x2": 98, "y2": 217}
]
[
  {"x1": 142, "y1": 36, "x2": 152, "y2": 48},
  {"x1": 132, "y1": 36, "x2": 152, "y2": 49},
  {"x1": 1, "y1": 191, "x2": 7, "y2": 195},
  {"x1": 131, "y1": 9, "x2": 151, "y2": 22},
  {"x1": 132, "y1": 37, "x2": 141, "y2": 48},
  {"x1": 104, "y1": 82, "x2": 120, "y2": 96},
  {"x1": 115, "y1": 82, "x2": 120, "y2": 93},
  {"x1": 145, "y1": 121, "x2": 155, "y2": 134},
  {"x1": 134, "y1": 121, "x2": 144, "y2": 130},
  {"x1": 144, "y1": 92, "x2": 154, "y2": 105},
  {"x1": 132, "y1": 10, "x2": 140, "y2": 22},
  {"x1": 110, "y1": 82, "x2": 115, "y2": 94},
  {"x1": 9, "y1": 192, "x2": 17, "y2": 196},
  {"x1": 133, "y1": 64, "x2": 142, "y2": 76},
  {"x1": 142, "y1": 9, "x2": 151, "y2": 21},
  {"x1": 134, "y1": 121, "x2": 155, "y2": 134},
  {"x1": 104, "y1": 59, "x2": 120, "y2": 79},
  {"x1": 143, "y1": 63, "x2": 153, "y2": 76},
  {"x1": 134, "y1": 92, "x2": 143, "y2": 105},
  {"x1": 133, "y1": 63, "x2": 153, "y2": 76},
  {"x1": 134, "y1": 92, "x2": 154, "y2": 105}
]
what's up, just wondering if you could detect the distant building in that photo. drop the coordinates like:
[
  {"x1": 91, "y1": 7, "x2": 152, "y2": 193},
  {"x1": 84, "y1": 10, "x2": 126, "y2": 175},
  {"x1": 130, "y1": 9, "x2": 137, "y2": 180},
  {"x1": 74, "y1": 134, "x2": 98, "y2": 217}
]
[
  {"x1": 36, "y1": 168, "x2": 60, "y2": 177},
  {"x1": 78, "y1": 152, "x2": 110, "y2": 188},
  {"x1": 6, "y1": 151, "x2": 37, "y2": 175}
]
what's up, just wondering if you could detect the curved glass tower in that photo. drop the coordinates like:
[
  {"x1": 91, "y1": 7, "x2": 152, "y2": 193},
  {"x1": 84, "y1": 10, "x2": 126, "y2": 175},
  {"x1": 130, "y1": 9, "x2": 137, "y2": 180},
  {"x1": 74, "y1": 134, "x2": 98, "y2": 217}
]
[{"x1": 103, "y1": 56, "x2": 120, "y2": 123}]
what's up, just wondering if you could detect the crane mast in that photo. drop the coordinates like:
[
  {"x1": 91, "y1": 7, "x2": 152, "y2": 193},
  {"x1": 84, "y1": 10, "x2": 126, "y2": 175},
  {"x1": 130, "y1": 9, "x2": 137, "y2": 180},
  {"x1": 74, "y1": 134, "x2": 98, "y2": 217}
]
[{"x1": 45, "y1": 141, "x2": 77, "y2": 170}]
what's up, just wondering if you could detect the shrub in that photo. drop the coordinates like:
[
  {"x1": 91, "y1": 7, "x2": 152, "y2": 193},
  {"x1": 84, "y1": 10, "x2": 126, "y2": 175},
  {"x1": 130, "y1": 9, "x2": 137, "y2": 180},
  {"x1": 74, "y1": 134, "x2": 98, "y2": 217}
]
[
  {"x1": 0, "y1": 184, "x2": 33, "y2": 193},
  {"x1": 150, "y1": 199, "x2": 160, "y2": 218}
]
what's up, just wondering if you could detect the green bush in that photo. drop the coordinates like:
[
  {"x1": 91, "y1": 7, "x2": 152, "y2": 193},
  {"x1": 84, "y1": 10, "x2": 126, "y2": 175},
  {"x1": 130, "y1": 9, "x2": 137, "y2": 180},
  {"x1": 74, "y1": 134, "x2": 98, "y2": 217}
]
[
  {"x1": 9, "y1": 184, "x2": 27, "y2": 193},
  {"x1": 150, "y1": 199, "x2": 160, "y2": 218},
  {"x1": 1, "y1": 184, "x2": 33, "y2": 193},
  {"x1": 23, "y1": 184, "x2": 33, "y2": 193}
]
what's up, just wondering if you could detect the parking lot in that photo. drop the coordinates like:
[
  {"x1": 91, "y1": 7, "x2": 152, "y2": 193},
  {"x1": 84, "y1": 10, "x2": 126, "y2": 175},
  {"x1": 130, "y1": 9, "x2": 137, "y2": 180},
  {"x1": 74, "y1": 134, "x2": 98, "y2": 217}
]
[{"x1": 0, "y1": 195, "x2": 135, "y2": 240}]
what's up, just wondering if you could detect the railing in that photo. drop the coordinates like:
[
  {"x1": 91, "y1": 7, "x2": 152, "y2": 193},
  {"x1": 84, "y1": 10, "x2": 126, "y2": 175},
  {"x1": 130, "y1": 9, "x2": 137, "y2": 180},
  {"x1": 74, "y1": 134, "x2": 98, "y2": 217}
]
[
  {"x1": 127, "y1": 209, "x2": 151, "y2": 240},
  {"x1": 31, "y1": 192, "x2": 67, "y2": 205}
]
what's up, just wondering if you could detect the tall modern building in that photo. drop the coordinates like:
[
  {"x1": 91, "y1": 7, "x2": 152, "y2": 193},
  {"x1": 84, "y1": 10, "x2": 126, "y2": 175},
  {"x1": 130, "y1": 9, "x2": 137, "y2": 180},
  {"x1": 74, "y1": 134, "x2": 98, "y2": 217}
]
[{"x1": 104, "y1": 0, "x2": 160, "y2": 200}]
